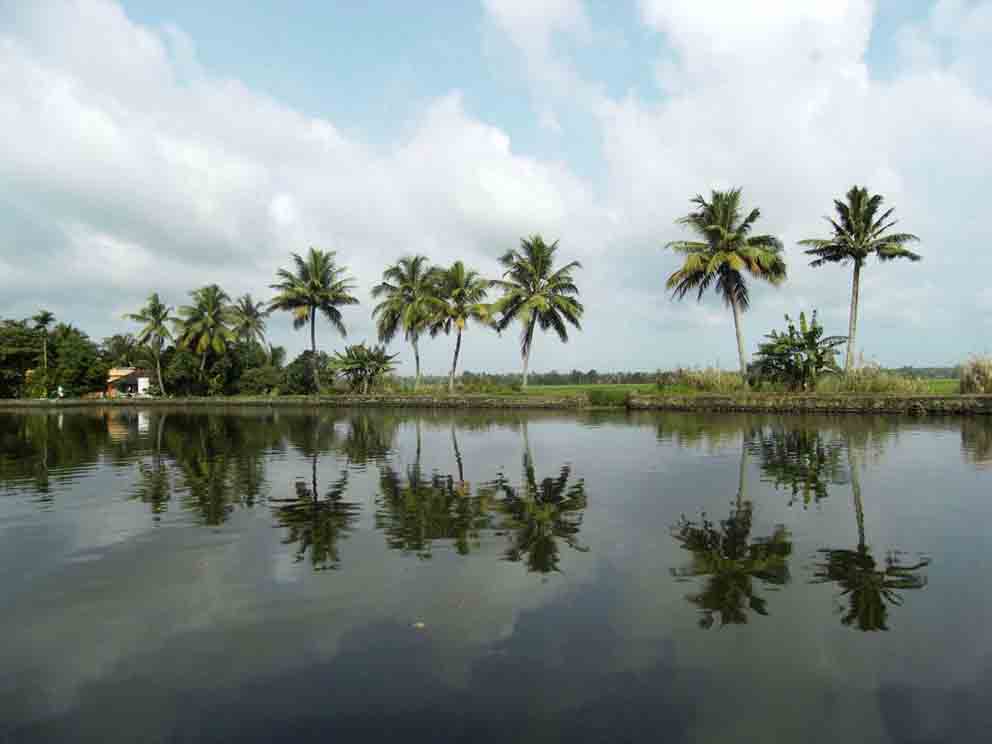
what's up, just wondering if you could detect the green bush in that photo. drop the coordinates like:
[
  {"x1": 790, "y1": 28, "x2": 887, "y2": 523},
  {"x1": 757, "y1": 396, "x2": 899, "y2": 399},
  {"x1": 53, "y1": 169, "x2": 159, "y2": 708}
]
[
  {"x1": 751, "y1": 311, "x2": 846, "y2": 391},
  {"x1": 238, "y1": 366, "x2": 283, "y2": 396},
  {"x1": 587, "y1": 389, "x2": 630, "y2": 407},
  {"x1": 960, "y1": 356, "x2": 992, "y2": 394}
]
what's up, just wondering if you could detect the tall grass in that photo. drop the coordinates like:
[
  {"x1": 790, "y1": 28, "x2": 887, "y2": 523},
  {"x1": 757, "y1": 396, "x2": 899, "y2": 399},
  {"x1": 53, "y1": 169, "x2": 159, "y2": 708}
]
[
  {"x1": 656, "y1": 367, "x2": 748, "y2": 394},
  {"x1": 815, "y1": 364, "x2": 930, "y2": 394},
  {"x1": 960, "y1": 355, "x2": 992, "y2": 394}
]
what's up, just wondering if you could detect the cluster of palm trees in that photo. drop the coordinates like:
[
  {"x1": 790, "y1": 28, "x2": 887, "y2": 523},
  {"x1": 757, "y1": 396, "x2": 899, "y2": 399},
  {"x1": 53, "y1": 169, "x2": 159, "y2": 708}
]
[
  {"x1": 666, "y1": 185, "x2": 920, "y2": 374},
  {"x1": 126, "y1": 234, "x2": 584, "y2": 395}
]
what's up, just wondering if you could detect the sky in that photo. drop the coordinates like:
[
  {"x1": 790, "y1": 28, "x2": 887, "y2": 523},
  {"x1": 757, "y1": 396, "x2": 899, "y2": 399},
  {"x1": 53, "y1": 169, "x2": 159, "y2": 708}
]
[{"x1": 1, "y1": 0, "x2": 990, "y2": 375}]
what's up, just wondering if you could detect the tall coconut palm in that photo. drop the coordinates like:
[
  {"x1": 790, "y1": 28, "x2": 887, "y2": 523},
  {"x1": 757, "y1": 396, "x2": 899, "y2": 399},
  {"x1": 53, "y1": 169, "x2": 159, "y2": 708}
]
[
  {"x1": 32, "y1": 310, "x2": 55, "y2": 373},
  {"x1": 492, "y1": 235, "x2": 583, "y2": 388},
  {"x1": 665, "y1": 189, "x2": 787, "y2": 375},
  {"x1": 269, "y1": 248, "x2": 359, "y2": 395},
  {"x1": 124, "y1": 293, "x2": 174, "y2": 395},
  {"x1": 174, "y1": 284, "x2": 236, "y2": 373},
  {"x1": 372, "y1": 255, "x2": 442, "y2": 391},
  {"x1": 799, "y1": 186, "x2": 921, "y2": 372},
  {"x1": 430, "y1": 261, "x2": 493, "y2": 393},
  {"x1": 230, "y1": 293, "x2": 269, "y2": 347}
]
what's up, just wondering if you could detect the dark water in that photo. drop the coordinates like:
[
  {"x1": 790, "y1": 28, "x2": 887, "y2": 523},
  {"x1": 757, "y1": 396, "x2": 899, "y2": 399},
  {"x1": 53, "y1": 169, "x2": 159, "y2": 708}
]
[{"x1": 1, "y1": 407, "x2": 991, "y2": 743}]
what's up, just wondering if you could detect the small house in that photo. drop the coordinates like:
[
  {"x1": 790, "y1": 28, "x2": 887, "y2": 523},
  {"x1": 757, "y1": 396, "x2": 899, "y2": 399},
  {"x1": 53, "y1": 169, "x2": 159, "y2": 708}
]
[{"x1": 106, "y1": 368, "x2": 151, "y2": 398}]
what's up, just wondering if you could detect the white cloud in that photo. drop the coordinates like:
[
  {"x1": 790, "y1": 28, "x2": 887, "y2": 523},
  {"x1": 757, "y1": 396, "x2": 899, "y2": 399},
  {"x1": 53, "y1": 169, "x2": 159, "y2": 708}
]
[{"x1": 0, "y1": 0, "x2": 601, "y2": 373}]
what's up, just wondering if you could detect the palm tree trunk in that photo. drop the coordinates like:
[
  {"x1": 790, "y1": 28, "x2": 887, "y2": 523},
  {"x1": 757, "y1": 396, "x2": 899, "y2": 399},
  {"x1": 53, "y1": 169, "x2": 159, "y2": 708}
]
[
  {"x1": 311, "y1": 312, "x2": 320, "y2": 396},
  {"x1": 521, "y1": 314, "x2": 536, "y2": 388},
  {"x1": 737, "y1": 436, "x2": 749, "y2": 512},
  {"x1": 412, "y1": 337, "x2": 421, "y2": 392},
  {"x1": 452, "y1": 425, "x2": 464, "y2": 484},
  {"x1": 848, "y1": 446, "x2": 865, "y2": 551},
  {"x1": 448, "y1": 328, "x2": 462, "y2": 394},
  {"x1": 156, "y1": 348, "x2": 166, "y2": 397},
  {"x1": 42, "y1": 336, "x2": 47, "y2": 371},
  {"x1": 844, "y1": 261, "x2": 862, "y2": 373},
  {"x1": 730, "y1": 296, "x2": 747, "y2": 376},
  {"x1": 200, "y1": 352, "x2": 207, "y2": 373}
]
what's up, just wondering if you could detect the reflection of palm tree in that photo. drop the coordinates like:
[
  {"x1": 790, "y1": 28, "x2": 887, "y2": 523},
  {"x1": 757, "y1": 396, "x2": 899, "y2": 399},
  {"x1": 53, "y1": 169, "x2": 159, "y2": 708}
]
[
  {"x1": 812, "y1": 447, "x2": 929, "y2": 631},
  {"x1": 376, "y1": 464, "x2": 494, "y2": 558},
  {"x1": 271, "y1": 459, "x2": 359, "y2": 571},
  {"x1": 671, "y1": 439, "x2": 792, "y2": 628},
  {"x1": 340, "y1": 414, "x2": 397, "y2": 466},
  {"x1": 752, "y1": 426, "x2": 845, "y2": 507},
  {"x1": 491, "y1": 425, "x2": 589, "y2": 573},
  {"x1": 130, "y1": 413, "x2": 172, "y2": 518},
  {"x1": 166, "y1": 414, "x2": 273, "y2": 525}
]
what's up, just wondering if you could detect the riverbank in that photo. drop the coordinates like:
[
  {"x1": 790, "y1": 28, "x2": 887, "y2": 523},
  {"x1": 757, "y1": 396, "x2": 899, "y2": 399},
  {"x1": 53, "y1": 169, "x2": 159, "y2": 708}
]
[
  {"x1": 3, "y1": 392, "x2": 992, "y2": 414},
  {"x1": 627, "y1": 393, "x2": 992, "y2": 415}
]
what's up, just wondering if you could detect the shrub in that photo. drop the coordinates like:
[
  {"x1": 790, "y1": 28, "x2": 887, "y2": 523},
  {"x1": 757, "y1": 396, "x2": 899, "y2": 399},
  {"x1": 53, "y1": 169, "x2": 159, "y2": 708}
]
[
  {"x1": 238, "y1": 366, "x2": 283, "y2": 396},
  {"x1": 960, "y1": 355, "x2": 992, "y2": 394},
  {"x1": 751, "y1": 311, "x2": 846, "y2": 391},
  {"x1": 587, "y1": 389, "x2": 630, "y2": 407}
]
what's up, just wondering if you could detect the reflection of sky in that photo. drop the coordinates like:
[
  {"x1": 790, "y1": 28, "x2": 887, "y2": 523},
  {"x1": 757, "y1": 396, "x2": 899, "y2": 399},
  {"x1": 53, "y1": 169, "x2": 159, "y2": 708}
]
[{"x1": 1, "y1": 409, "x2": 991, "y2": 742}]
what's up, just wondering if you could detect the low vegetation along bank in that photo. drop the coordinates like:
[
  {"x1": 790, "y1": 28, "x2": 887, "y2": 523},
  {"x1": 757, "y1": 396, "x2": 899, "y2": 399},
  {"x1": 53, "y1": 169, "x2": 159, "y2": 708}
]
[{"x1": 5, "y1": 389, "x2": 991, "y2": 415}]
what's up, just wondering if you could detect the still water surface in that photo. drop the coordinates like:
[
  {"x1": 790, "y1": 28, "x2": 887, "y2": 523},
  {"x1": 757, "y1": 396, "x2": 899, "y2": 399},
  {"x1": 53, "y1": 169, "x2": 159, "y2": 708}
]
[{"x1": 1, "y1": 407, "x2": 991, "y2": 743}]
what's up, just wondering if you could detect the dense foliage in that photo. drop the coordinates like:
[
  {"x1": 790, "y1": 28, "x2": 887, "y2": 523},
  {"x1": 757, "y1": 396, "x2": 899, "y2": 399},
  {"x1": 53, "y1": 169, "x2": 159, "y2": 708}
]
[{"x1": 752, "y1": 311, "x2": 846, "y2": 391}]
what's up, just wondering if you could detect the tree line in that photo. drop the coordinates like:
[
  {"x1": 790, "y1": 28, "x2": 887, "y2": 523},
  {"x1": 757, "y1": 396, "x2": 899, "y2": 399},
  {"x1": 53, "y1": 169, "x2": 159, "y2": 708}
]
[{"x1": 1, "y1": 184, "x2": 919, "y2": 398}]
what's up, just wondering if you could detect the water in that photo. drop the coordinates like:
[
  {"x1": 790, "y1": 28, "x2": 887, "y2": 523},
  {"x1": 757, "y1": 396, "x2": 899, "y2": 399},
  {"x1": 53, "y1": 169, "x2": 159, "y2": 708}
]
[{"x1": 1, "y1": 407, "x2": 990, "y2": 743}]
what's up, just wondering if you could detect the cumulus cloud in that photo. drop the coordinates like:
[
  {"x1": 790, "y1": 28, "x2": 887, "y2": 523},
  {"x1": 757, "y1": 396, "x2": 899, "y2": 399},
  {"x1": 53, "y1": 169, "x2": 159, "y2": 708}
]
[{"x1": 1, "y1": 0, "x2": 990, "y2": 371}]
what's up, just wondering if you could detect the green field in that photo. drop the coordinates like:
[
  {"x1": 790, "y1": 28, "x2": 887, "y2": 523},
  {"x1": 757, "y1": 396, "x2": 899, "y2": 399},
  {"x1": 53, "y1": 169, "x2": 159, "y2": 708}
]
[
  {"x1": 522, "y1": 383, "x2": 657, "y2": 398},
  {"x1": 525, "y1": 378, "x2": 961, "y2": 397},
  {"x1": 924, "y1": 378, "x2": 959, "y2": 394}
]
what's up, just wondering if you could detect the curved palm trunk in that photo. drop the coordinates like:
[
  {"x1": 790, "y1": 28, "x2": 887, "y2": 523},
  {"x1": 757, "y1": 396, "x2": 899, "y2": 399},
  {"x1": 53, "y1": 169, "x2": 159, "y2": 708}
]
[
  {"x1": 730, "y1": 296, "x2": 747, "y2": 377},
  {"x1": 310, "y1": 311, "x2": 320, "y2": 396},
  {"x1": 737, "y1": 435, "x2": 749, "y2": 512},
  {"x1": 412, "y1": 337, "x2": 421, "y2": 392},
  {"x1": 844, "y1": 261, "x2": 862, "y2": 374},
  {"x1": 848, "y1": 446, "x2": 865, "y2": 551},
  {"x1": 521, "y1": 314, "x2": 537, "y2": 389},
  {"x1": 451, "y1": 425, "x2": 464, "y2": 484},
  {"x1": 155, "y1": 343, "x2": 167, "y2": 396},
  {"x1": 448, "y1": 328, "x2": 462, "y2": 394}
]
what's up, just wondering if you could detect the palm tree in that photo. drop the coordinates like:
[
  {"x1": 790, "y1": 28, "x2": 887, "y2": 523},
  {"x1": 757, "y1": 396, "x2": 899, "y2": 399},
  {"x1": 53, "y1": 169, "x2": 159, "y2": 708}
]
[
  {"x1": 800, "y1": 186, "x2": 921, "y2": 372},
  {"x1": 267, "y1": 344, "x2": 287, "y2": 369},
  {"x1": 230, "y1": 293, "x2": 269, "y2": 347},
  {"x1": 175, "y1": 284, "x2": 236, "y2": 373},
  {"x1": 372, "y1": 255, "x2": 442, "y2": 391},
  {"x1": 269, "y1": 248, "x2": 359, "y2": 395},
  {"x1": 430, "y1": 261, "x2": 493, "y2": 393},
  {"x1": 492, "y1": 235, "x2": 584, "y2": 388},
  {"x1": 124, "y1": 293, "x2": 174, "y2": 396},
  {"x1": 103, "y1": 333, "x2": 139, "y2": 367},
  {"x1": 32, "y1": 310, "x2": 55, "y2": 374},
  {"x1": 665, "y1": 189, "x2": 787, "y2": 375}
]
